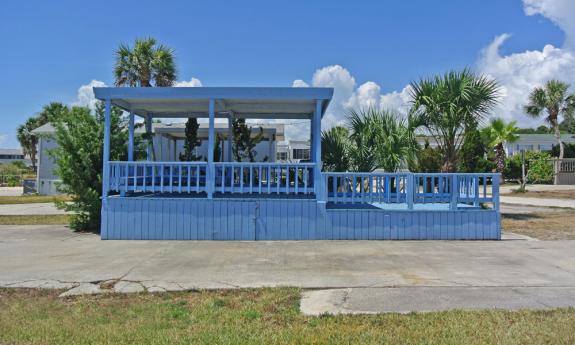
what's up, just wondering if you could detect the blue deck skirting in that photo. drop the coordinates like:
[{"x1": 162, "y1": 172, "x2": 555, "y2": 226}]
[{"x1": 101, "y1": 197, "x2": 500, "y2": 240}]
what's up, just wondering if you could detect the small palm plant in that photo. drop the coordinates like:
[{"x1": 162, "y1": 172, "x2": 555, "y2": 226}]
[
  {"x1": 481, "y1": 118, "x2": 519, "y2": 181},
  {"x1": 524, "y1": 80, "x2": 575, "y2": 159}
]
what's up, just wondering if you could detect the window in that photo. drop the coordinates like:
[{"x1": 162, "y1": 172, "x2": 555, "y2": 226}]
[
  {"x1": 292, "y1": 148, "x2": 310, "y2": 160},
  {"x1": 276, "y1": 152, "x2": 288, "y2": 160},
  {"x1": 538, "y1": 143, "x2": 553, "y2": 152},
  {"x1": 516, "y1": 144, "x2": 534, "y2": 152}
]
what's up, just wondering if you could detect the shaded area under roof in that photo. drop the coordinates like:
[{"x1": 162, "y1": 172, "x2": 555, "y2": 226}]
[{"x1": 93, "y1": 87, "x2": 333, "y2": 120}]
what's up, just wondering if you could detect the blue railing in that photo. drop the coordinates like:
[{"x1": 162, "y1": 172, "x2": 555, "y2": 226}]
[
  {"x1": 214, "y1": 162, "x2": 315, "y2": 195},
  {"x1": 109, "y1": 161, "x2": 208, "y2": 194},
  {"x1": 324, "y1": 172, "x2": 500, "y2": 210}
]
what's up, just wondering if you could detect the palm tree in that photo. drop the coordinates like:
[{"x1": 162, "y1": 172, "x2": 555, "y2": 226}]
[
  {"x1": 16, "y1": 117, "x2": 40, "y2": 171},
  {"x1": 524, "y1": 80, "x2": 575, "y2": 159},
  {"x1": 114, "y1": 38, "x2": 177, "y2": 87},
  {"x1": 410, "y1": 69, "x2": 500, "y2": 172},
  {"x1": 481, "y1": 118, "x2": 519, "y2": 180},
  {"x1": 321, "y1": 108, "x2": 421, "y2": 173},
  {"x1": 321, "y1": 126, "x2": 352, "y2": 172}
]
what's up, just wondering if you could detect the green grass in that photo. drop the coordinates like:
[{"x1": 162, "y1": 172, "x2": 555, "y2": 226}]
[
  {"x1": 0, "y1": 194, "x2": 71, "y2": 205},
  {"x1": 0, "y1": 214, "x2": 70, "y2": 225},
  {"x1": 1, "y1": 288, "x2": 574, "y2": 345}
]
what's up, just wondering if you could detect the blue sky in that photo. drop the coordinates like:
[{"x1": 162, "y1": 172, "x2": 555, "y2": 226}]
[{"x1": 0, "y1": 0, "x2": 572, "y2": 147}]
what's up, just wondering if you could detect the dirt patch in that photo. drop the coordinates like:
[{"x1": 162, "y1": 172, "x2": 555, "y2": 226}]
[
  {"x1": 0, "y1": 214, "x2": 70, "y2": 225},
  {"x1": 502, "y1": 212, "x2": 575, "y2": 240},
  {"x1": 509, "y1": 190, "x2": 575, "y2": 199}
]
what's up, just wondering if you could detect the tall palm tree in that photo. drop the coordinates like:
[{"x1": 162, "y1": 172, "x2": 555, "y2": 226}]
[
  {"x1": 481, "y1": 118, "x2": 519, "y2": 180},
  {"x1": 524, "y1": 80, "x2": 575, "y2": 159},
  {"x1": 410, "y1": 69, "x2": 500, "y2": 172},
  {"x1": 114, "y1": 37, "x2": 177, "y2": 87}
]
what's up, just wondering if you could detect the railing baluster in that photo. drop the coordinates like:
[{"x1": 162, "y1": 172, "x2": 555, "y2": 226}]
[
  {"x1": 258, "y1": 165, "x2": 263, "y2": 194},
  {"x1": 196, "y1": 165, "x2": 200, "y2": 193}
]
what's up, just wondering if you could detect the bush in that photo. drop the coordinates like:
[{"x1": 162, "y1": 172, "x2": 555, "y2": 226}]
[
  {"x1": 0, "y1": 163, "x2": 27, "y2": 186},
  {"x1": 50, "y1": 102, "x2": 132, "y2": 231},
  {"x1": 551, "y1": 143, "x2": 575, "y2": 158},
  {"x1": 505, "y1": 151, "x2": 554, "y2": 184}
]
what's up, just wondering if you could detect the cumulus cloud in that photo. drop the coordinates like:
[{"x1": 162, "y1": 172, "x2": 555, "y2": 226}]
[
  {"x1": 290, "y1": 65, "x2": 413, "y2": 137},
  {"x1": 174, "y1": 77, "x2": 203, "y2": 87},
  {"x1": 74, "y1": 80, "x2": 106, "y2": 109},
  {"x1": 292, "y1": 79, "x2": 309, "y2": 87},
  {"x1": 286, "y1": 0, "x2": 575, "y2": 138},
  {"x1": 524, "y1": 0, "x2": 575, "y2": 48}
]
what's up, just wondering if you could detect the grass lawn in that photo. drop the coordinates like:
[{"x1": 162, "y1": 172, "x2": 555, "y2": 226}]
[
  {"x1": 0, "y1": 194, "x2": 71, "y2": 205},
  {"x1": 0, "y1": 214, "x2": 69, "y2": 225},
  {"x1": 0, "y1": 288, "x2": 574, "y2": 345},
  {"x1": 502, "y1": 211, "x2": 575, "y2": 240}
]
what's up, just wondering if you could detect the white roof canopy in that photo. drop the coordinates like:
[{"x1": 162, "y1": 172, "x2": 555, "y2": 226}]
[{"x1": 93, "y1": 87, "x2": 333, "y2": 120}]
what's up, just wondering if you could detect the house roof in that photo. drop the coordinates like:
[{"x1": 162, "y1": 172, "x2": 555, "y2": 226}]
[
  {"x1": 0, "y1": 148, "x2": 24, "y2": 155},
  {"x1": 29, "y1": 121, "x2": 285, "y2": 141},
  {"x1": 93, "y1": 87, "x2": 333, "y2": 120}
]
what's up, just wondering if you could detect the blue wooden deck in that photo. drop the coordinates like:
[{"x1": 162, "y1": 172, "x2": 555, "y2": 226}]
[{"x1": 101, "y1": 197, "x2": 500, "y2": 240}]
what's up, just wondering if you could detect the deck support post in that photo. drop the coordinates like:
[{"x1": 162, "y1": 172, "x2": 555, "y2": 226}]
[
  {"x1": 450, "y1": 174, "x2": 458, "y2": 210},
  {"x1": 493, "y1": 173, "x2": 500, "y2": 211},
  {"x1": 313, "y1": 99, "x2": 325, "y2": 202},
  {"x1": 227, "y1": 113, "x2": 233, "y2": 162},
  {"x1": 207, "y1": 99, "x2": 215, "y2": 199},
  {"x1": 102, "y1": 98, "x2": 111, "y2": 200},
  {"x1": 407, "y1": 173, "x2": 414, "y2": 210},
  {"x1": 128, "y1": 110, "x2": 134, "y2": 161},
  {"x1": 145, "y1": 115, "x2": 152, "y2": 161}
]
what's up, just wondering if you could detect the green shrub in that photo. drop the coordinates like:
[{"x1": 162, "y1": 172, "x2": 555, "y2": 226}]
[{"x1": 505, "y1": 151, "x2": 553, "y2": 184}]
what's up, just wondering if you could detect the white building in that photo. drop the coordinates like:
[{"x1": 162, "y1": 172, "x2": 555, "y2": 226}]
[
  {"x1": 31, "y1": 122, "x2": 286, "y2": 195},
  {"x1": 276, "y1": 140, "x2": 311, "y2": 162},
  {"x1": 0, "y1": 148, "x2": 31, "y2": 166},
  {"x1": 504, "y1": 134, "x2": 575, "y2": 156}
]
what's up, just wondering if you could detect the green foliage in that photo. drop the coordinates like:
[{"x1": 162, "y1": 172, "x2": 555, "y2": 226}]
[
  {"x1": 505, "y1": 151, "x2": 553, "y2": 184},
  {"x1": 17, "y1": 102, "x2": 69, "y2": 172},
  {"x1": 114, "y1": 37, "x2": 177, "y2": 87},
  {"x1": 458, "y1": 127, "x2": 488, "y2": 172},
  {"x1": 50, "y1": 102, "x2": 129, "y2": 231},
  {"x1": 232, "y1": 119, "x2": 263, "y2": 162},
  {"x1": 516, "y1": 126, "x2": 551, "y2": 134},
  {"x1": 214, "y1": 134, "x2": 223, "y2": 162},
  {"x1": 551, "y1": 143, "x2": 575, "y2": 158},
  {"x1": 480, "y1": 118, "x2": 519, "y2": 178},
  {"x1": 321, "y1": 126, "x2": 352, "y2": 172},
  {"x1": 410, "y1": 68, "x2": 500, "y2": 172},
  {"x1": 322, "y1": 108, "x2": 421, "y2": 172},
  {"x1": 524, "y1": 79, "x2": 575, "y2": 158},
  {"x1": 179, "y1": 118, "x2": 201, "y2": 161},
  {"x1": 415, "y1": 141, "x2": 442, "y2": 173},
  {"x1": 0, "y1": 163, "x2": 27, "y2": 186}
]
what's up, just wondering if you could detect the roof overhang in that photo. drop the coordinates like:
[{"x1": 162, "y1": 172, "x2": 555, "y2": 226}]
[{"x1": 93, "y1": 87, "x2": 333, "y2": 120}]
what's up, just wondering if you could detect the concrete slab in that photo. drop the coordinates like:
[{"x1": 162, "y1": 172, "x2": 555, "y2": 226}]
[
  {"x1": 114, "y1": 281, "x2": 145, "y2": 294},
  {"x1": 59, "y1": 283, "x2": 103, "y2": 297},
  {"x1": 1, "y1": 225, "x2": 575, "y2": 298},
  {"x1": 0, "y1": 187, "x2": 23, "y2": 197},
  {"x1": 500, "y1": 197, "x2": 575, "y2": 209},
  {"x1": 301, "y1": 287, "x2": 575, "y2": 315},
  {"x1": 0, "y1": 203, "x2": 66, "y2": 215}
]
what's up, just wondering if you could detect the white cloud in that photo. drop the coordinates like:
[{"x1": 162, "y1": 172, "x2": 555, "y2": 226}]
[
  {"x1": 174, "y1": 77, "x2": 203, "y2": 87},
  {"x1": 524, "y1": 0, "x2": 575, "y2": 48},
  {"x1": 292, "y1": 79, "x2": 309, "y2": 87},
  {"x1": 74, "y1": 80, "x2": 106, "y2": 109},
  {"x1": 284, "y1": 0, "x2": 575, "y2": 138}
]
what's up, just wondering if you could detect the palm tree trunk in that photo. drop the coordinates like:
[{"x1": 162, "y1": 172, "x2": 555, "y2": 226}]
[
  {"x1": 553, "y1": 121, "x2": 564, "y2": 159},
  {"x1": 495, "y1": 143, "x2": 506, "y2": 182}
]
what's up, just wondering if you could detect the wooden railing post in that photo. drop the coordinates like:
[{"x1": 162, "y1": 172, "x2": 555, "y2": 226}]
[
  {"x1": 407, "y1": 173, "x2": 414, "y2": 210},
  {"x1": 493, "y1": 173, "x2": 500, "y2": 211},
  {"x1": 450, "y1": 174, "x2": 458, "y2": 210}
]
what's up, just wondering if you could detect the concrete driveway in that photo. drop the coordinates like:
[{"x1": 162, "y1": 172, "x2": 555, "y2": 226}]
[{"x1": 1, "y1": 224, "x2": 575, "y2": 312}]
